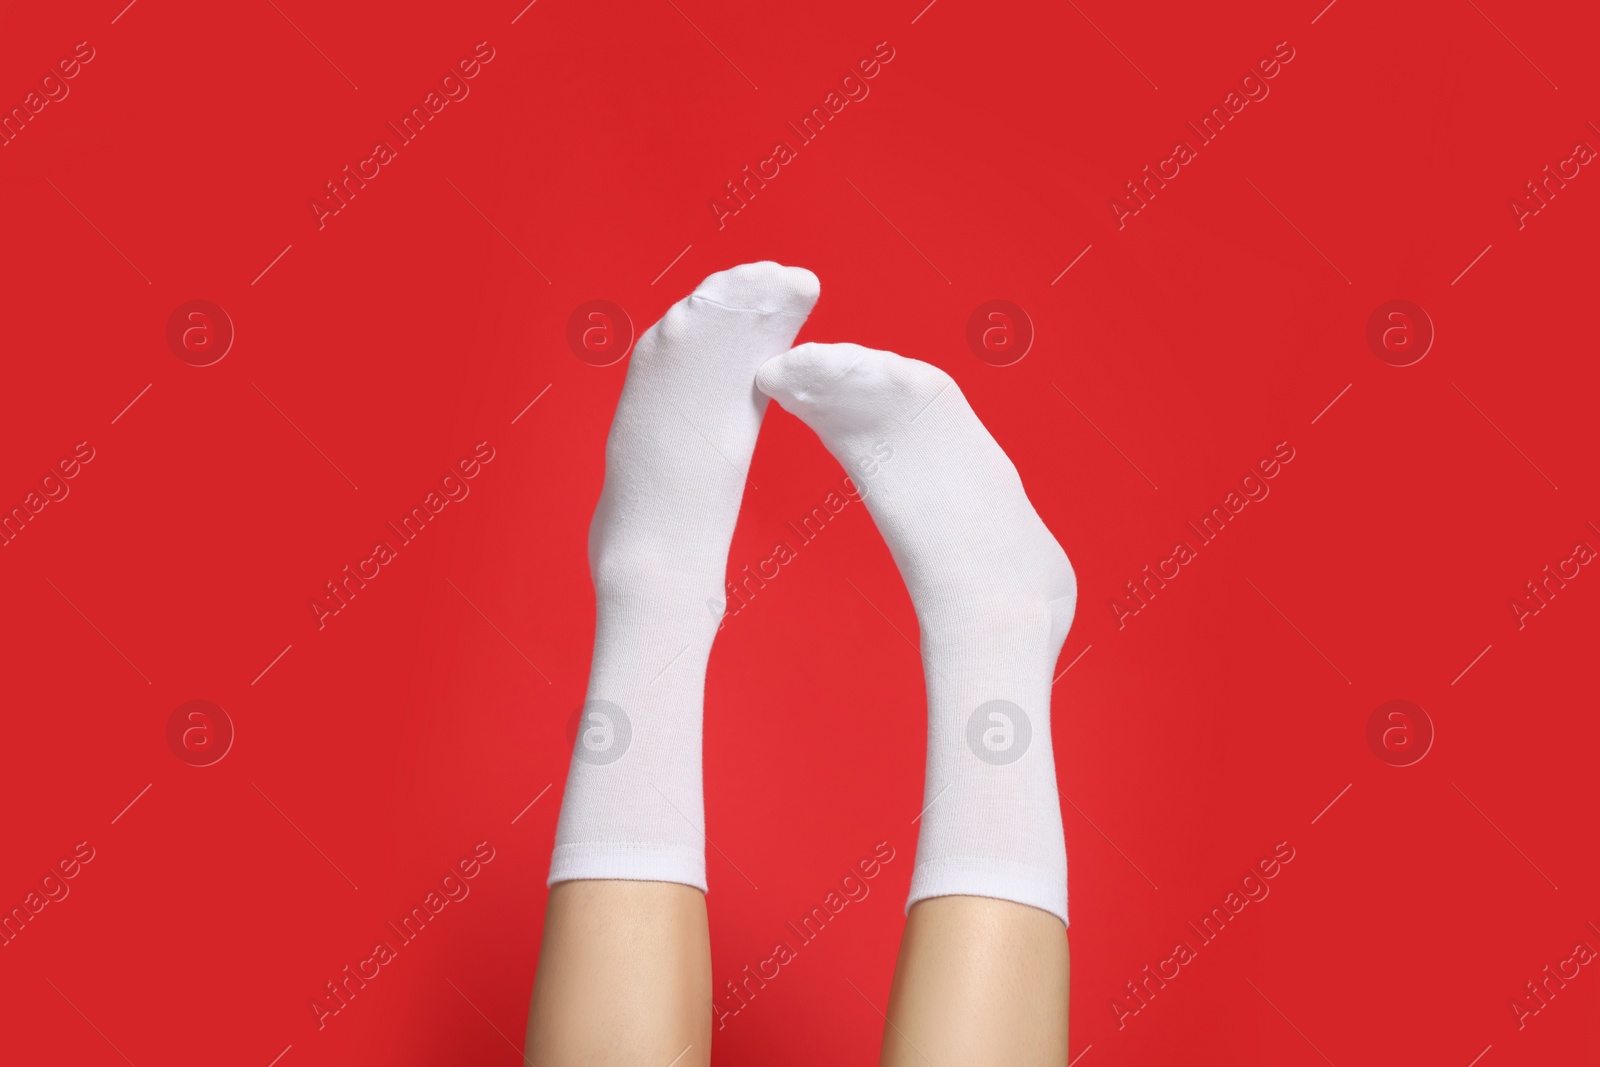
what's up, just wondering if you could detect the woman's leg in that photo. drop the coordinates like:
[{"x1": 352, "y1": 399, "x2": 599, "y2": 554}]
[
  {"x1": 526, "y1": 880, "x2": 711, "y2": 1066},
  {"x1": 523, "y1": 264, "x2": 820, "y2": 1065},
  {"x1": 881, "y1": 897, "x2": 1068, "y2": 1066},
  {"x1": 757, "y1": 343, "x2": 1076, "y2": 1066}
]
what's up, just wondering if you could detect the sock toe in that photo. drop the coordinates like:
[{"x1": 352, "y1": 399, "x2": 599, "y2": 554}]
[
  {"x1": 756, "y1": 341, "x2": 875, "y2": 407},
  {"x1": 759, "y1": 343, "x2": 954, "y2": 436},
  {"x1": 693, "y1": 261, "x2": 820, "y2": 315}
]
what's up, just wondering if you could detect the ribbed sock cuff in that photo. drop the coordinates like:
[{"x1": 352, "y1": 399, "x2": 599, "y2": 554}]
[
  {"x1": 907, "y1": 856, "x2": 1067, "y2": 927},
  {"x1": 548, "y1": 842, "x2": 707, "y2": 893}
]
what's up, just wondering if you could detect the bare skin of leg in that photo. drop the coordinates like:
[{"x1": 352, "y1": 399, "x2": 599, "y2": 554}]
[
  {"x1": 880, "y1": 895, "x2": 1069, "y2": 1067},
  {"x1": 526, "y1": 880, "x2": 711, "y2": 1067}
]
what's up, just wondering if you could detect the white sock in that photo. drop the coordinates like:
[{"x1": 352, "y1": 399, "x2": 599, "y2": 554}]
[
  {"x1": 550, "y1": 262, "x2": 820, "y2": 891},
  {"x1": 757, "y1": 343, "x2": 1076, "y2": 925}
]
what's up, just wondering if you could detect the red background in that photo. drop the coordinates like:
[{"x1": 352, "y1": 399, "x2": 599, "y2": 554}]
[{"x1": 2, "y1": 0, "x2": 1597, "y2": 1064}]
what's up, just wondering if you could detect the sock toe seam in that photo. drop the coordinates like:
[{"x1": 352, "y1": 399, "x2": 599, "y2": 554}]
[{"x1": 688, "y1": 293, "x2": 813, "y2": 316}]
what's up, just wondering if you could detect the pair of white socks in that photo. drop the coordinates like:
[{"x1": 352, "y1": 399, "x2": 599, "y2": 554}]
[{"x1": 548, "y1": 262, "x2": 1076, "y2": 925}]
